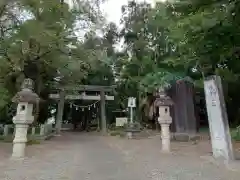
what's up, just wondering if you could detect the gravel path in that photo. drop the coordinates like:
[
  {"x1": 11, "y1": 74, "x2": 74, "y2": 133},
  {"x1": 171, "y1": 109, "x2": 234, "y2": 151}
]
[{"x1": 0, "y1": 132, "x2": 240, "y2": 180}]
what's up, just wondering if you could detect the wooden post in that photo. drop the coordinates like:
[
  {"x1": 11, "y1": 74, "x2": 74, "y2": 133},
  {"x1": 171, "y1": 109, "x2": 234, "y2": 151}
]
[
  {"x1": 100, "y1": 90, "x2": 107, "y2": 133},
  {"x1": 96, "y1": 105, "x2": 100, "y2": 131},
  {"x1": 31, "y1": 127, "x2": 36, "y2": 135},
  {"x1": 40, "y1": 124, "x2": 45, "y2": 136},
  {"x1": 56, "y1": 90, "x2": 65, "y2": 135},
  {"x1": 13, "y1": 126, "x2": 16, "y2": 136},
  {"x1": 3, "y1": 125, "x2": 9, "y2": 136}
]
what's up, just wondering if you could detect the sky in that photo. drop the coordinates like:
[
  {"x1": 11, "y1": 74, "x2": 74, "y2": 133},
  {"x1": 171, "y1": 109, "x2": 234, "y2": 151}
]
[
  {"x1": 100, "y1": 0, "x2": 157, "y2": 50},
  {"x1": 67, "y1": 0, "x2": 161, "y2": 49},
  {"x1": 66, "y1": 0, "x2": 162, "y2": 26},
  {"x1": 101, "y1": 0, "x2": 155, "y2": 26}
]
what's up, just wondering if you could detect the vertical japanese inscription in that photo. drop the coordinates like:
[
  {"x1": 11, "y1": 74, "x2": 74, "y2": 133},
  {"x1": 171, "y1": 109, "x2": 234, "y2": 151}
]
[{"x1": 208, "y1": 84, "x2": 217, "y2": 106}]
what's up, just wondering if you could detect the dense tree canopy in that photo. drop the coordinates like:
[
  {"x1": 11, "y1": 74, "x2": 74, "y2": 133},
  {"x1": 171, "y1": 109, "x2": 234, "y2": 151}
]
[
  {"x1": 0, "y1": 0, "x2": 111, "y2": 122},
  {"x1": 115, "y1": 0, "x2": 240, "y2": 125},
  {"x1": 1, "y1": 0, "x2": 240, "y2": 126},
  {"x1": 0, "y1": 0, "x2": 104, "y2": 103}
]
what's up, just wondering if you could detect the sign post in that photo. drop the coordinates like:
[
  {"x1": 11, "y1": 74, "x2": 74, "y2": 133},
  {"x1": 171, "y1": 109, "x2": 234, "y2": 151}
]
[
  {"x1": 126, "y1": 97, "x2": 139, "y2": 139},
  {"x1": 128, "y1": 97, "x2": 136, "y2": 123}
]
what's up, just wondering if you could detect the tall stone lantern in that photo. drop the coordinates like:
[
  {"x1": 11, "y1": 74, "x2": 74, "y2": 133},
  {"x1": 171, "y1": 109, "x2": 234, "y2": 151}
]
[
  {"x1": 11, "y1": 78, "x2": 40, "y2": 158},
  {"x1": 154, "y1": 89, "x2": 173, "y2": 152}
]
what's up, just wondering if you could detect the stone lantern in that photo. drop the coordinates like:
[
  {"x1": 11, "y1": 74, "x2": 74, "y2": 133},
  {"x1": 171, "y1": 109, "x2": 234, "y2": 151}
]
[
  {"x1": 11, "y1": 78, "x2": 40, "y2": 158},
  {"x1": 154, "y1": 89, "x2": 173, "y2": 152}
]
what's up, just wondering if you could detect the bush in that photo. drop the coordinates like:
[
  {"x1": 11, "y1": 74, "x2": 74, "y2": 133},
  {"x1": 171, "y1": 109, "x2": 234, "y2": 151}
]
[
  {"x1": 27, "y1": 139, "x2": 41, "y2": 145},
  {"x1": 0, "y1": 126, "x2": 3, "y2": 135},
  {"x1": 231, "y1": 126, "x2": 240, "y2": 141}
]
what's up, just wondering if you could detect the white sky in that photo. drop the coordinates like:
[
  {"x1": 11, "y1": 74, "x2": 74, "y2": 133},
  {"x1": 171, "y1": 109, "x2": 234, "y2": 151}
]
[
  {"x1": 101, "y1": 0, "x2": 157, "y2": 50},
  {"x1": 101, "y1": 0, "x2": 155, "y2": 26},
  {"x1": 67, "y1": 0, "x2": 161, "y2": 49},
  {"x1": 66, "y1": 0, "x2": 161, "y2": 26}
]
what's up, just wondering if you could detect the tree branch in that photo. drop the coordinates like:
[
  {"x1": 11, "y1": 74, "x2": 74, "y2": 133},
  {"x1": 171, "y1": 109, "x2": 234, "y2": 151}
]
[
  {"x1": 31, "y1": 50, "x2": 52, "y2": 61},
  {"x1": 0, "y1": 2, "x2": 7, "y2": 18}
]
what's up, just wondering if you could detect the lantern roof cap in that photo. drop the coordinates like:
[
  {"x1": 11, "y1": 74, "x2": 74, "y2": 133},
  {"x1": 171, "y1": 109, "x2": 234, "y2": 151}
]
[
  {"x1": 12, "y1": 79, "x2": 40, "y2": 104},
  {"x1": 154, "y1": 90, "x2": 173, "y2": 106}
]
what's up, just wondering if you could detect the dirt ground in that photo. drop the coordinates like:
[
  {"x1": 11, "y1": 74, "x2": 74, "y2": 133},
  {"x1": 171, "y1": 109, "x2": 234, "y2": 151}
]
[{"x1": 0, "y1": 132, "x2": 240, "y2": 180}]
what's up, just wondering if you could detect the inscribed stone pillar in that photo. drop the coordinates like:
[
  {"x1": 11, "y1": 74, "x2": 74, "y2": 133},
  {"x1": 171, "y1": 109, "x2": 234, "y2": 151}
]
[
  {"x1": 100, "y1": 90, "x2": 107, "y2": 133},
  {"x1": 171, "y1": 81, "x2": 197, "y2": 141},
  {"x1": 56, "y1": 90, "x2": 65, "y2": 135},
  {"x1": 204, "y1": 75, "x2": 234, "y2": 161}
]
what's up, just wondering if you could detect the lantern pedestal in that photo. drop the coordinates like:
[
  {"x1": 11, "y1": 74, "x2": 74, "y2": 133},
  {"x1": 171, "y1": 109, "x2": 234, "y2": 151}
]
[
  {"x1": 158, "y1": 118, "x2": 172, "y2": 152},
  {"x1": 12, "y1": 124, "x2": 29, "y2": 158}
]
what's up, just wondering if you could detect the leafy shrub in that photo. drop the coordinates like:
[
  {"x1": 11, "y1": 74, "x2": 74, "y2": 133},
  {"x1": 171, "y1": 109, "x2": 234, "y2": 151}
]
[{"x1": 231, "y1": 126, "x2": 240, "y2": 141}]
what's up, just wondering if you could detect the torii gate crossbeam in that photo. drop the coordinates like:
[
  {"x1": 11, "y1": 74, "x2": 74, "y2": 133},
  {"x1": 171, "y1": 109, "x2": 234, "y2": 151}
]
[{"x1": 52, "y1": 85, "x2": 116, "y2": 134}]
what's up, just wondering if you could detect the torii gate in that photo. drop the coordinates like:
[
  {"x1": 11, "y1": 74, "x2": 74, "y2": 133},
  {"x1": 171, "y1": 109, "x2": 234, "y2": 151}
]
[{"x1": 49, "y1": 85, "x2": 116, "y2": 134}]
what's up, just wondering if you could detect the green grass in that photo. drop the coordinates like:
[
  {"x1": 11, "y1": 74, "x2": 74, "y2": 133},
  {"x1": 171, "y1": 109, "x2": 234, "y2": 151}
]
[
  {"x1": 108, "y1": 125, "x2": 126, "y2": 137},
  {"x1": 26, "y1": 139, "x2": 41, "y2": 145},
  {"x1": 0, "y1": 135, "x2": 41, "y2": 145},
  {"x1": 199, "y1": 127, "x2": 209, "y2": 132},
  {"x1": 0, "y1": 136, "x2": 4, "y2": 141},
  {"x1": 231, "y1": 126, "x2": 240, "y2": 141},
  {"x1": 35, "y1": 127, "x2": 41, "y2": 134},
  {"x1": 0, "y1": 135, "x2": 14, "y2": 143},
  {"x1": 108, "y1": 122, "x2": 142, "y2": 138},
  {"x1": 109, "y1": 130, "x2": 125, "y2": 137},
  {"x1": 199, "y1": 127, "x2": 240, "y2": 141}
]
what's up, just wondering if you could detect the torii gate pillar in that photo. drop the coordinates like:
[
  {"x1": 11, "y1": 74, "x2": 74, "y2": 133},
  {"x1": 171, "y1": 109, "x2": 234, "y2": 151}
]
[
  {"x1": 100, "y1": 90, "x2": 107, "y2": 134},
  {"x1": 55, "y1": 90, "x2": 65, "y2": 135}
]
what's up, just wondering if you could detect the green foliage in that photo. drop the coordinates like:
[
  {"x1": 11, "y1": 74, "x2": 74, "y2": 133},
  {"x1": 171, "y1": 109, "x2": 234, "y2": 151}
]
[
  {"x1": 115, "y1": 0, "x2": 240, "y2": 125},
  {"x1": 0, "y1": 0, "x2": 109, "y2": 123},
  {"x1": 231, "y1": 126, "x2": 240, "y2": 141},
  {"x1": 140, "y1": 69, "x2": 192, "y2": 92},
  {"x1": 0, "y1": 0, "x2": 105, "y2": 89},
  {"x1": 2, "y1": 0, "x2": 240, "y2": 126},
  {"x1": 0, "y1": 86, "x2": 10, "y2": 109},
  {"x1": 27, "y1": 139, "x2": 41, "y2": 145}
]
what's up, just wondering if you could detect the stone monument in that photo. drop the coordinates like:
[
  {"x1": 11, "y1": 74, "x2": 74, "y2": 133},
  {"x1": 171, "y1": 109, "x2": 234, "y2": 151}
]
[
  {"x1": 204, "y1": 75, "x2": 234, "y2": 161},
  {"x1": 170, "y1": 81, "x2": 198, "y2": 141},
  {"x1": 11, "y1": 78, "x2": 40, "y2": 158},
  {"x1": 155, "y1": 90, "x2": 173, "y2": 152}
]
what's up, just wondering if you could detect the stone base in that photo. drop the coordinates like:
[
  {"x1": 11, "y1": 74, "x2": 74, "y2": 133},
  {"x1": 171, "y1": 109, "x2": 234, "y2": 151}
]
[
  {"x1": 54, "y1": 134, "x2": 61, "y2": 137},
  {"x1": 12, "y1": 142, "x2": 26, "y2": 158},
  {"x1": 10, "y1": 156, "x2": 25, "y2": 161},
  {"x1": 172, "y1": 133, "x2": 200, "y2": 142},
  {"x1": 125, "y1": 130, "x2": 141, "y2": 139},
  {"x1": 127, "y1": 132, "x2": 133, "y2": 139}
]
